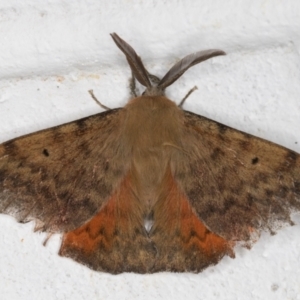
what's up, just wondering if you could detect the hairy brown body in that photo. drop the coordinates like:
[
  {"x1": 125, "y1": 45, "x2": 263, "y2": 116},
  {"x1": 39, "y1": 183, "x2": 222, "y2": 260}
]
[{"x1": 124, "y1": 96, "x2": 183, "y2": 209}]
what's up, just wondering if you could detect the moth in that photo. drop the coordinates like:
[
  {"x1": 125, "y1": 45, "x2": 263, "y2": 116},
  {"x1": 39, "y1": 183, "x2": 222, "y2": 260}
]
[{"x1": 0, "y1": 33, "x2": 300, "y2": 274}]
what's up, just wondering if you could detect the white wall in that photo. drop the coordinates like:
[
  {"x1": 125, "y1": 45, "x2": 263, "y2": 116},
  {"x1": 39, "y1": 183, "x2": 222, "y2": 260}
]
[{"x1": 0, "y1": 1, "x2": 300, "y2": 299}]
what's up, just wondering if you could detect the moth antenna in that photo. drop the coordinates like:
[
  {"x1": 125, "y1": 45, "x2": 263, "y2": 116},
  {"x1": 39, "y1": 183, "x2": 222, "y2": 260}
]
[
  {"x1": 158, "y1": 49, "x2": 226, "y2": 90},
  {"x1": 110, "y1": 33, "x2": 152, "y2": 88},
  {"x1": 88, "y1": 90, "x2": 111, "y2": 110},
  {"x1": 178, "y1": 86, "x2": 198, "y2": 107},
  {"x1": 129, "y1": 71, "x2": 139, "y2": 97}
]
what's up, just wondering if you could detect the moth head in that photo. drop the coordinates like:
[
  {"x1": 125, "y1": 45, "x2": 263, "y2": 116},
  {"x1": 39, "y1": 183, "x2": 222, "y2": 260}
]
[{"x1": 110, "y1": 32, "x2": 226, "y2": 97}]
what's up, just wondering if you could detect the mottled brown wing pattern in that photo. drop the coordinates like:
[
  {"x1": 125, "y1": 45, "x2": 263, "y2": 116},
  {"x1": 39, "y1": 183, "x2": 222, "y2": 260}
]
[
  {"x1": 180, "y1": 111, "x2": 300, "y2": 243},
  {"x1": 60, "y1": 161, "x2": 234, "y2": 274},
  {"x1": 150, "y1": 165, "x2": 234, "y2": 273},
  {"x1": 59, "y1": 171, "x2": 157, "y2": 274},
  {"x1": 0, "y1": 109, "x2": 129, "y2": 233}
]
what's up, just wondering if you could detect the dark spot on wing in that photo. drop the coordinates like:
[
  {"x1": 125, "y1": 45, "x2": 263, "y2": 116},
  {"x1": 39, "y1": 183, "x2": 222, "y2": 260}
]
[
  {"x1": 189, "y1": 229, "x2": 197, "y2": 238},
  {"x1": 224, "y1": 197, "x2": 236, "y2": 210},
  {"x1": 239, "y1": 140, "x2": 251, "y2": 151},
  {"x1": 0, "y1": 169, "x2": 7, "y2": 183},
  {"x1": 94, "y1": 180, "x2": 111, "y2": 199},
  {"x1": 205, "y1": 204, "x2": 216, "y2": 214},
  {"x1": 40, "y1": 168, "x2": 49, "y2": 181},
  {"x1": 41, "y1": 186, "x2": 52, "y2": 198},
  {"x1": 76, "y1": 118, "x2": 87, "y2": 129},
  {"x1": 287, "y1": 151, "x2": 298, "y2": 161},
  {"x1": 251, "y1": 157, "x2": 259, "y2": 165},
  {"x1": 217, "y1": 123, "x2": 228, "y2": 134},
  {"x1": 98, "y1": 226, "x2": 105, "y2": 236},
  {"x1": 265, "y1": 189, "x2": 273, "y2": 197},
  {"x1": 4, "y1": 141, "x2": 19, "y2": 155},
  {"x1": 29, "y1": 165, "x2": 41, "y2": 175},
  {"x1": 246, "y1": 193, "x2": 254, "y2": 206},
  {"x1": 43, "y1": 149, "x2": 49, "y2": 157},
  {"x1": 22, "y1": 180, "x2": 36, "y2": 195},
  {"x1": 210, "y1": 147, "x2": 225, "y2": 160},
  {"x1": 104, "y1": 160, "x2": 110, "y2": 171},
  {"x1": 294, "y1": 181, "x2": 300, "y2": 195},
  {"x1": 52, "y1": 128, "x2": 64, "y2": 143},
  {"x1": 58, "y1": 190, "x2": 70, "y2": 201},
  {"x1": 285, "y1": 151, "x2": 298, "y2": 167},
  {"x1": 257, "y1": 172, "x2": 269, "y2": 184},
  {"x1": 79, "y1": 197, "x2": 98, "y2": 215},
  {"x1": 17, "y1": 161, "x2": 24, "y2": 168},
  {"x1": 278, "y1": 185, "x2": 288, "y2": 198},
  {"x1": 276, "y1": 151, "x2": 299, "y2": 172},
  {"x1": 77, "y1": 142, "x2": 92, "y2": 158},
  {"x1": 75, "y1": 119, "x2": 89, "y2": 136}
]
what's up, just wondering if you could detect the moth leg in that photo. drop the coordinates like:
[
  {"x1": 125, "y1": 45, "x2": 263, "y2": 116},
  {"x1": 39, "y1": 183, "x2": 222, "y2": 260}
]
[
  {"x1": 129, "y1": 71, "x2": 139, "y2": 97},
  {"x1": 88, "y1": 90, "x2": 111, "y2": 110},
  {"x1": 43, "y1": 233, "x2": 53, "y2": 246},
  {"x1": 178, "y1": 86, "x2": 198, "y2": 108}
]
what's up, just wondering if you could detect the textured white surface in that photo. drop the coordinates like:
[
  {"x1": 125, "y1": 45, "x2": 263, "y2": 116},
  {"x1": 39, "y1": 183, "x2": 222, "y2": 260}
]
[{"x1": 0, "y1": 1, "x2": 300, "y2": 299}]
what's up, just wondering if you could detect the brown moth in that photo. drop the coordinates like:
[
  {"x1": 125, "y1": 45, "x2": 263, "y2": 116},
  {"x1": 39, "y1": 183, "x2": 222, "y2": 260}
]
[{"x1": 0, "y1": 33, "x2": 300, "y2": 274}]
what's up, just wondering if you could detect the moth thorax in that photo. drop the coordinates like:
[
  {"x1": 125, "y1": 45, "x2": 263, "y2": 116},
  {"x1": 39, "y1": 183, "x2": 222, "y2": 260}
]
[{"x1": 143, "y1": 86, "x2": 165, "y2": 96}]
